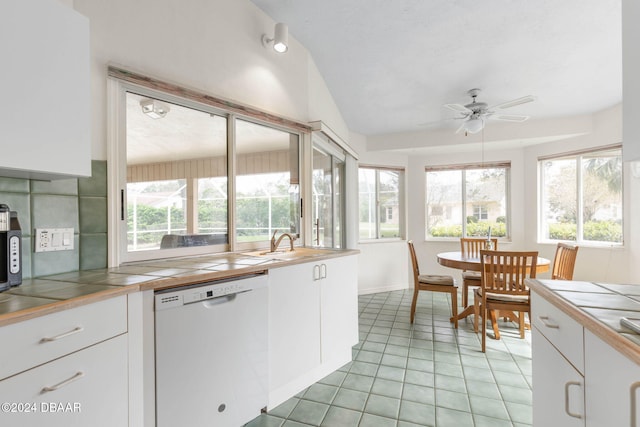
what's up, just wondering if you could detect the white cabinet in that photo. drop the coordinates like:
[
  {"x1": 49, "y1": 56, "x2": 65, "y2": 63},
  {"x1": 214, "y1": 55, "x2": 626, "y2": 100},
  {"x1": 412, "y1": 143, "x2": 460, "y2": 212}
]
[
  {"x1": 532, "y1": 327, "x2": 585, "y2": 427},
  {"x1": 584, "y1": 329, "x2": 640, "y2": 427},
  {"x1": 269, "y1": 261, "x2": 322, "y2": 391},
  {"x1": 532, "y1": 289, "x2": 640, "y2": 427},
  {"x1": 532, "y1": 290, "x2": 586, "y2": 426},
  {"x1": 0, "y1": 0, "x2": 91, "y2": 180},
  {"x1": 0, "y1": 334, "x2": 128, "y2": 427},
  {"x1": 0, "y1": 296, "x2": 128, "y2": 426},
  {"x1": 0, "y1": 296, "x2": 127, "y2": 381},
  {"x1": 268, "y1": 254, "x2": 359, "y2": 408},
  {"x1": 319, "y1": 255, "x2": 358, "y2": 364}
]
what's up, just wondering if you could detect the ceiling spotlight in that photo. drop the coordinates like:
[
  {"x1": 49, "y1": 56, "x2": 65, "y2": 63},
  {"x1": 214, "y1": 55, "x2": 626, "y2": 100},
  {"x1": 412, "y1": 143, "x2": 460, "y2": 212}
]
[
  {"x1": 140, "y1": 99, "x2": 170, "y2": 119},
  {"x1": 262, "y1": 23, "x2": 288, "y2": 53}
]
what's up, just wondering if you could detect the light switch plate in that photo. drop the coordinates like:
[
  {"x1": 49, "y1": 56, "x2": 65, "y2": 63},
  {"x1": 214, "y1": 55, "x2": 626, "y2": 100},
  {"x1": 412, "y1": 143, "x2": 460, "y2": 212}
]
[{"x1": 34, "y1": 228, "x2": 75, "y2": 252}]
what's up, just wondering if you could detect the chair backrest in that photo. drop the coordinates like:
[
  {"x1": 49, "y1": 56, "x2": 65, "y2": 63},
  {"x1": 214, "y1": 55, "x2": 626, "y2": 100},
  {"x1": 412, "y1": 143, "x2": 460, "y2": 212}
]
[
  {"x1": 551, "y1": 243, "x2": 579, "y2": 280},
  {"x1": 480, "y1": 250, "x2": 538, "y2": 295},
  {"x1": 407, "y1": 240, "x2": 420, "y2": 284},
  {"x1": 460, "y1": 237, "x2": 498, "y2": 258}
]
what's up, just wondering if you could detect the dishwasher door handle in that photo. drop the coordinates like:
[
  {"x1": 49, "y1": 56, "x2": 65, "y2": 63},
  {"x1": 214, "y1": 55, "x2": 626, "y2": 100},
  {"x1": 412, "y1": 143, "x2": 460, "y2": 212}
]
[{"x1": 201, "y1": 290, "x2": 251, "y2": 308}]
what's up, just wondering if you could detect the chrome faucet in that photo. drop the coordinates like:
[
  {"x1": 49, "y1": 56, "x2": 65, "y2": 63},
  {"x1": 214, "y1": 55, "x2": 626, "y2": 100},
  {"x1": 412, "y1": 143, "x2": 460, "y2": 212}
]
[{"x1": 270, "y1": 230, "x2": 296, "y2": 252}]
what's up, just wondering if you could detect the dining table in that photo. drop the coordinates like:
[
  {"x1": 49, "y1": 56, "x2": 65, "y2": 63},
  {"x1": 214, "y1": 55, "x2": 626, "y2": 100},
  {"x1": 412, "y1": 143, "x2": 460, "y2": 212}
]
[{"x1": 436, "y1": 251, "x2": 551, "y2": 323}]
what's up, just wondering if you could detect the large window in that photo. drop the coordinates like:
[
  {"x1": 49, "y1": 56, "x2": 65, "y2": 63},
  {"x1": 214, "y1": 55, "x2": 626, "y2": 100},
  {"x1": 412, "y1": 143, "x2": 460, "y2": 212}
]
[
  {"x1": 359, "y1": 166, "x2": 404, "y2": 240},
  {"x1": 425, "y1": 163, "x2": 510, "y2": 239},
  {"x1": 123, "y1": 91, "x2": 301, "y2": 259},
  {"x1": 540, "y1": 146, "x2": 623, "y2": 245}
]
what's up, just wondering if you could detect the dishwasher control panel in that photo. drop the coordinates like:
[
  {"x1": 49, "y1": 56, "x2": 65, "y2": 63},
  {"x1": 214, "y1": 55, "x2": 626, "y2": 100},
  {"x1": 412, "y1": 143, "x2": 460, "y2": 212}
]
[{"x1": 155, "y1": 274, "x2": 267, "y2": 310}]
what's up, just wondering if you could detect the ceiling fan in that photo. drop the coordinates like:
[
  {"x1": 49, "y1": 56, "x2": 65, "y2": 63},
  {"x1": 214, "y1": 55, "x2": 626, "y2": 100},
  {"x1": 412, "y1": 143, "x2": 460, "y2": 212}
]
[{"x1": 444, "y1": 88, "x2": 536, "y2": 134}]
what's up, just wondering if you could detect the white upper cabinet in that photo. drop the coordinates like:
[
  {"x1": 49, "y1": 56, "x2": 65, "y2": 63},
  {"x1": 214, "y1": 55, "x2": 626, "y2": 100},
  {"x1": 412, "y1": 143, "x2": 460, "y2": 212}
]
[
  {"x1": 0, "y1": 0, "x2": 90, "y2": 180},
  {"x1": 623, "y1": 0, "x2": 640, "y2": 162}
]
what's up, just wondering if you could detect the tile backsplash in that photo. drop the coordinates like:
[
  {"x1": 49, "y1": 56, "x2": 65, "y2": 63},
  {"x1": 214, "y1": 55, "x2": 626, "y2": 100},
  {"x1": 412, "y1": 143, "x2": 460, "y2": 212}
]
[{"x1": 0, "y1": 160, "x2": 108, "y2": 279}]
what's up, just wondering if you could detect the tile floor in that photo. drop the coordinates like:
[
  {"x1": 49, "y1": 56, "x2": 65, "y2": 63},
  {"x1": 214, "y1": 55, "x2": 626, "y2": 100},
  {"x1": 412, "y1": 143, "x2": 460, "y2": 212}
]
[{"x1": 246, "y1": 289, "x2": 533, "y2": 427}]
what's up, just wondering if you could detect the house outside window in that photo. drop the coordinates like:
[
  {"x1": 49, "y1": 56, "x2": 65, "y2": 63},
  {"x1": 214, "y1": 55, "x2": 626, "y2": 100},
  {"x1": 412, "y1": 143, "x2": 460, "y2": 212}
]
[
  {"x1": 425, "y1": 162, "x2": 510, "y2": 239},
  {"x1": 473, "y1": 204, "x2": 488, "y2": 221},
  {"x1": 539, "y1": 145, "x2": 623, "y2": 245},
  {"x1": 359, "y1": 166, "x2": 405, "y2": 240}
]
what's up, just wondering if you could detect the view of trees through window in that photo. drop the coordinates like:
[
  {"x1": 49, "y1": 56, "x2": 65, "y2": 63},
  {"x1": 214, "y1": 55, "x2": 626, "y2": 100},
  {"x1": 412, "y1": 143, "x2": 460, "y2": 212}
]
[
  {"x1": 125, "y1": 92, "x2": 300, "y2": 254},
  {"x1": 426, "y1": 164, "x2": 510, "y2": 239},
  {"x1": 540, "y1": 146, "x2": 622, "y2": 244},
  {"x1": 359, "y1": 167, "x2": 403, "y2": 239}
]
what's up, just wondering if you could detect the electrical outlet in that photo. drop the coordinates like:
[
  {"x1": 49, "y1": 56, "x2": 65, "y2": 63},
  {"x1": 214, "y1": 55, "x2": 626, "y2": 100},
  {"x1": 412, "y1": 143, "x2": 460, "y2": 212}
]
[{"x1": 34, "y1": 228, "x2": 75, "y2": 252}]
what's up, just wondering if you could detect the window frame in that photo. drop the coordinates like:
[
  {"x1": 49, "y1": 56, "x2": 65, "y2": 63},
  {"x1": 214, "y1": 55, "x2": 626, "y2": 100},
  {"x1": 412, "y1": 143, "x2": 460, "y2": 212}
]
[
  {"x1": 424, "y1": 162, "x2": 512, "y2": 241},
  {"x1": 538, "y1": 144, "x2": 624, "y2": 247},
  {"x1": 358, "y1": 165, "x2": 405, "y2": 242},
  {"x1": 108, "y1": 79, "x2": 306, "y2": 264}
]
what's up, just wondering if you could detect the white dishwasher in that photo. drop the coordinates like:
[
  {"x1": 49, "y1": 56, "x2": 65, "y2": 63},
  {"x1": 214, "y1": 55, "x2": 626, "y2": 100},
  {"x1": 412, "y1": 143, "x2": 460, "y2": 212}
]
[{"x1": 155, "y1": 273, "x2": 269, "y2": 427}]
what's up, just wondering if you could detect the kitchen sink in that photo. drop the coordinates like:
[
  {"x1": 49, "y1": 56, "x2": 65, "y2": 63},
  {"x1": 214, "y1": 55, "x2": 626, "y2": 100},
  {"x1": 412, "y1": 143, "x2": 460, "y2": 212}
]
[{"x1": 244, "y1": 247, "x2": 334, "y2": 260}]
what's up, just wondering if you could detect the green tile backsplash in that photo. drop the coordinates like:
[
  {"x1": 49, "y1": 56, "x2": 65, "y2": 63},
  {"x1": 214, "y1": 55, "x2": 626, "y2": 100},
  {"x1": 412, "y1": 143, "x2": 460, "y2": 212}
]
[{"x1": 0, "y1": 160, "x2": 108, "y2": 279}]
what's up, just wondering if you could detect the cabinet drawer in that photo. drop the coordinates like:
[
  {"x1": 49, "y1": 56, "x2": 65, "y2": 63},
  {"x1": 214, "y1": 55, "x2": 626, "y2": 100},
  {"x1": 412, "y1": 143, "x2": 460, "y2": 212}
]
[
  {"x1": 532, "y1": 291, "x2": 584, "y2": 374},
  {"x1": 0, "y1": 295, "x2": 127, "y2": 380},
  {"x1": 0, "y1": 334, "x2": 128, "y2": 427}
]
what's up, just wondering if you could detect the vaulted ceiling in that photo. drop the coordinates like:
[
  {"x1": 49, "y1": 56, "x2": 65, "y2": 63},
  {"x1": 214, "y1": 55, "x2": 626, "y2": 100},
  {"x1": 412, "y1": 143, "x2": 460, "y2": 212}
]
[{"x1": 251, "y1": 0, "x2": 622, "y2": 138}]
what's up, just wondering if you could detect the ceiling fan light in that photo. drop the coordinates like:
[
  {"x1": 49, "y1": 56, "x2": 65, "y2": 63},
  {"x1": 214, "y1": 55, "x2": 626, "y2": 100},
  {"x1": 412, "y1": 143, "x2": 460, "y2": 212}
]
[{"x1": 464, "y1": 117, "x2": 484, "y2": 134}]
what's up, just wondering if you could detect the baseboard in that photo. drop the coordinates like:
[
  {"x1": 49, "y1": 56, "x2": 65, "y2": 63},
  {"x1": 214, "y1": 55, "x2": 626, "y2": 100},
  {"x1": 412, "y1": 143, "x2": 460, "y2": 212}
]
[{"x1": 358, "y1": 284, "x2": 409, "y2": 296}]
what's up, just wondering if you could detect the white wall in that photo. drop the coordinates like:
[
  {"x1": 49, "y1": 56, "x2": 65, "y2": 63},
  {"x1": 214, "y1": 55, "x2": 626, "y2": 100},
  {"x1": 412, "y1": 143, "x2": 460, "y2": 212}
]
[
  {"x1": 351, "y1": 132, "x2": 411, "y2": 294},
  {"x1": 73, "y1": 0, "x2": 349, "y2": 161}
]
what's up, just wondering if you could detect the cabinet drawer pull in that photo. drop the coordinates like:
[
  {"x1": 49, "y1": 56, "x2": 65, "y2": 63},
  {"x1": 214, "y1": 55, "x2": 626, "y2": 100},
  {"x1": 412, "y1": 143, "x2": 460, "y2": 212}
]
[
  {"x1": 630, "y1": 381, "x2": 640, "y2": 427},
  {"x1": 41, "y1": 371, "x2": 84, "y2": 393},
  {"x1": 320, "y1": 263, "x2": 327, "y2": 279},
  {"x1": 40, "y1": 326, "x2": 84, "y2": 343},
  {"x1": 538, "y1": 316, "x2": 560, "y2": 329},
  {"x1": 564, "y1": 380, "x2": 583, "y2": 419}
]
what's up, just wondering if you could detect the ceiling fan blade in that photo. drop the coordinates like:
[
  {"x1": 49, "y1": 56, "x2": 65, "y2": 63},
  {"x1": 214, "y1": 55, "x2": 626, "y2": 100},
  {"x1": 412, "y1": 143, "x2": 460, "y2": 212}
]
[
  {"x1": 491, "y1": 114, "x2": 530, "y2": 122},
  {"x1": 455, "y1": 120, "x2": 468, "y2": 134},
  {"x1": 491, "y1": 95, "x2": 536, "y2": 110},
  {"x1": 444, "y1": 103, "x2": 473, "y2": 114}
]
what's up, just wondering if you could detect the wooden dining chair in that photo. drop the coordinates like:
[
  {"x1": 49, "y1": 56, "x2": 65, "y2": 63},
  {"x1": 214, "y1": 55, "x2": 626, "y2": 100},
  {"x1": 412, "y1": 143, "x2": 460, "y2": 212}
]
[
  {"x1": 408, "y1": 240, "x2": 458, "y2": 328},
  {"x1": 473, "y1": 250, "x2": 538, "y2": 352},
  {"x1": 551, "y1": 243, "x2": 579, "y2": 280},
  {"x1": 459, "y1": 237, "x2": 498, "y2": 308}
]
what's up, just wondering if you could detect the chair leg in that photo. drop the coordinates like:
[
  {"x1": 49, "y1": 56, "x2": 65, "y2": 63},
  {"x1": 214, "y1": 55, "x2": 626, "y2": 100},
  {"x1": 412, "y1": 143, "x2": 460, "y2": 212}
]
[
  {"x1": 490, "y1": 310, "x2": 500, "y2": 340},
  {"x1": 481, "y1": 305, "x2": 487, "y2": 353},
  {"x1": 473, "y1": 292, "x2": 480, "y2": 333},
  {"x1": 410, "y1": 286, "x2": 419, "y2": 324},
  {"x1": 462, "y1": 281, "x2": 468, "y2": 308},
  {"x1": 519, "y1": 310, "x2": 525, "y2": 339},
  {"x1": 451, "y1": 288, "x2": 458, "y2": 329}
]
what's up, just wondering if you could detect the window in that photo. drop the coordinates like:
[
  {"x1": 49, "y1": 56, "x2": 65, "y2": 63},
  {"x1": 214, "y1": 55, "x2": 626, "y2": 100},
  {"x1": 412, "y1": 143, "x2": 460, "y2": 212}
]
[
  {"x1": 473, "y1": 205, "x2": 488, "y2": 221},
  {"x1": 539, "y1": 146, "x2": 623, "y2": 245},
  {"x1": 122, "y1": 90, "x2": 301, "y2": 261},
  {"x1": 359, "y1": 166, "x2": 404, "y2": 240},
  {"x1": 425, "y1": 163, "x2": 510, "y2": 239},
  {"x1": 235, "y1": 119, "x2": 300, "y2": 243}
]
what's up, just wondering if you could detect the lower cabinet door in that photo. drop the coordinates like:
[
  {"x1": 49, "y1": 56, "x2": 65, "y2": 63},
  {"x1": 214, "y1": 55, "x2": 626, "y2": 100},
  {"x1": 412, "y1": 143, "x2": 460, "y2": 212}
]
[
  {"x1": 584, "y1": 330, "x2": 640, "y2": 427},
  {"x1": 0, "y1": 334, "x2": 128, "y2": 427},
  {"x1": 269, "y1": 262, "x2": 321, "y2": 390},
  {"x1": 532, "y1": 327, "x2": 585, "y2": 427}
]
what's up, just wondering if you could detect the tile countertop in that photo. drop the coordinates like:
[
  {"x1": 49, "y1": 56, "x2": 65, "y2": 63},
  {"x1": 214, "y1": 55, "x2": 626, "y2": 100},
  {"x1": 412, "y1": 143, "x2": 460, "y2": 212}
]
[
  {"x1": 0, "y1": 247, "x2": 359, "y2": 327},
  {"x1": 527, "y1": 278, "x2": 640, "y2": 364}
]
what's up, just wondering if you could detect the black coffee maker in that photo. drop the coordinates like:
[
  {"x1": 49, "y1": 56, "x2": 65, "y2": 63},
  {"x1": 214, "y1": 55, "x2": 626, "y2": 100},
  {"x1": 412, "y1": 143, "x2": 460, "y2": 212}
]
[{"x1": 0, "y1": 204, "x2": 22, "y2": 292}]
